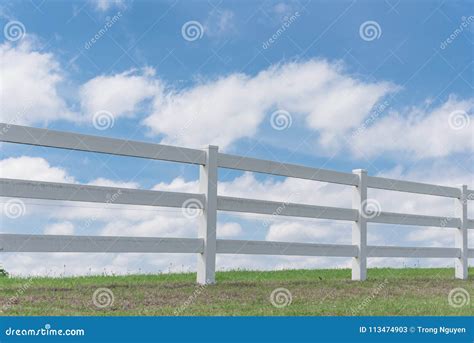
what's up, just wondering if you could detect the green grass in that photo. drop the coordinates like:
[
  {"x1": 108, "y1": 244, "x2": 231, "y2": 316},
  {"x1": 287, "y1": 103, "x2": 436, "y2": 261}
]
[{"x1": 1, "y1": 268, "x2": 473, "y2": 316}]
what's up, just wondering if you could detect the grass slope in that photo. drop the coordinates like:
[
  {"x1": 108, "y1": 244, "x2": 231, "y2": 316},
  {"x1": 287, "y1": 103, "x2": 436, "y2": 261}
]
[{"x1": 0, "y1": 268, "x2": 473, "y2": 316}]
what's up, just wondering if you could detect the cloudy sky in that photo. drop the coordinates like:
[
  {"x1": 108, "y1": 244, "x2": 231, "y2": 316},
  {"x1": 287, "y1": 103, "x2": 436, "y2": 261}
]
[{"x1": 0, "y1": 0, "x2": 473, "y2": 276}]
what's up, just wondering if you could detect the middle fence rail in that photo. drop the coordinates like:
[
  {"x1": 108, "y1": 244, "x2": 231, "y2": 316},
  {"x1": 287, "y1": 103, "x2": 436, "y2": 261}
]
[{"x1": 0, "y1": 123, "x2": 473, "y2": 284}]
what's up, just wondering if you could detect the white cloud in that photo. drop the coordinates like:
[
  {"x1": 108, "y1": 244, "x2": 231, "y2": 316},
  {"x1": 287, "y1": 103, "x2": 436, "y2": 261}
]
[
  {"x1": 144, "y1": 60, "x2": 396, "y2": 149},
  {"x1": 0, "y1": 252, "x2": 196, "y2": 276},
  {"x1": 152, "y1": 177, "x2": 199, "y2": 193},
  {"x1": 217, "y1": 172, "x2": 349, "y2": 208},
  {"x1": 218, "y1": 222, "x2": 242, "y2": 238},
  {"x1": 273, "y1": 2, "x2": 294, "y2": 16},
  {"x1": 76, "y1": 60, "x2": 397, "y2": 153},
  {"x1": 375, "y1": 162, "x2": 474, "y2": 187},
  {"x1": 3, "y1": 40, "x2": 471, "y2": 162},
  {"x1": 88, "y1": 177, "x2": 140, "y2": 189},
  {"x1": 0, "y1": 40, "x2": 74, "y2": 125},
  {"x1": 79, "y1": 68, "x2": 159, "y2": 120},
  {"x1": 100, "y1": 216, "x2": 196, "y2": 238},
  {"x1": 44, "y1": 222, "x2": 75, "y2": 235},
  {"x1": 259, "y1": 1, "x2": 302, "y2": 25},
  {"x1": 90, "y1": 0, "x2": 126, "y2": 12},
  {"x1": 350, "y1": 96, "x2": 474, "y2": 158},
  {"x1": 204, "y1": 9, "x2": 236, "y2": 37},
  {"x1": 266, "y1": 221, "x2": 350, "y2": 244},
  {"x1": 0, "y1": 156, "x2": 75, "y2": 183},
  {"x1": 0, "y1": 41, "x2": 159, "y2": 127},
  {"x1": 404, "y1": 228, "x2": 453, "y2": 248}
]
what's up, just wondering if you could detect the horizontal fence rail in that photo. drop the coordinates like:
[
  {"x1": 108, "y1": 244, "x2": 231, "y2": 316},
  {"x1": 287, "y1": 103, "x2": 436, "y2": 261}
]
[
  {"x1": 217, "y1": 196, "x2": 358, "y2": 221},
  {"x1": 0, "y1": 234, "x2": 204, "y2": 253},
  {"x1": 0, "y1": 124, "x2": 206, "y2": 165},
  {"x1": 0, "y1": 178, "x2": 204, "y2": 209},
  {"x1": 366, "y1": 176, "x2": 461, "y2": 198},
  {"x1": 216, "y1": 240, "x2": 359, "y2": 257},
  {"x1": 4, "y1": 234, "x2": 473, "y2": 260},
  {"x1": 468, "y1": 220, "x2": 474, "y2": 230},
  {"x1": 1, "y1": 123, "x2": 473, "y2": 284},
  {"x1": 366, "y1": 246, "x2": 462, "y2": 258},
  {"x1": 368, "y1": 211, "x2": 461, "y2": 228},
  {"x1": 218, "y1": 153, "x2": 359, "y2": 185}
]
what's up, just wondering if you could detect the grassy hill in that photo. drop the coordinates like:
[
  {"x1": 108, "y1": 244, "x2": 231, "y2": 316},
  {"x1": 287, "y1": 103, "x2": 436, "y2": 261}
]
[{"x1": 0, "y1": 268, "x2": 473, "y2": 316}]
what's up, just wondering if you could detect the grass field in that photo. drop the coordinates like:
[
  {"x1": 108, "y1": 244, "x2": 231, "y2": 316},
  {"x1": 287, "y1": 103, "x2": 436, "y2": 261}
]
[{"x1": 0, "y1": 268, "x2": 473, "y2": 316}]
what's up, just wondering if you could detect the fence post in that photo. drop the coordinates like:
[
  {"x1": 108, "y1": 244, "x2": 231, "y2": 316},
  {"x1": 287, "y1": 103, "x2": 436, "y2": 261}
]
[
  {"x1": 352, "y1": 169, "x2": 367, "y2": 281},
  {"x1": 454, "y1": 184, "x2": 468, "y2": 280},
  {"x1": 197, "y1": 145, "x2": 218, "y2": 285}
]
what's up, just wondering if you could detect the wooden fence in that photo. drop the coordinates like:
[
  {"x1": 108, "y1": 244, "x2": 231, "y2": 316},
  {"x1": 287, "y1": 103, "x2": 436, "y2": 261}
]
[{"x1": 1, "y1": 123, "x2": 473, "y2": 283}]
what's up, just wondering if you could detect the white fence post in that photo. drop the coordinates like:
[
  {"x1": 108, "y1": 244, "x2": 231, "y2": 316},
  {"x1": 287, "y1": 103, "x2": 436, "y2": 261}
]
[
  {"x1": 352, "y1": 169, "x2": 367, "y2": 281},
  {"x1": 454, "y1": 184, "x2": 468, "y2": 280},
  {"x1": 197, "y1": 145, "x2": 218, "y2": 285}
]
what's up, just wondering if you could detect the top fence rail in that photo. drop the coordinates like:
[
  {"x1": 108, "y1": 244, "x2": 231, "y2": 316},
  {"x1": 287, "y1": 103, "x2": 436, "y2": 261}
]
[
  {"x1": 0, "y1": 123, "x2": 206, "y2": 165},
  {"x1": 1, "y1": 124, "x2": 471, "y2": 198}
]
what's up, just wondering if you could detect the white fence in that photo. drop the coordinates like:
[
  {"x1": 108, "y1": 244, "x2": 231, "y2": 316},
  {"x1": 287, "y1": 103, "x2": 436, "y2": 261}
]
[{"x1": 0, "y1": 123, "x2": 473, "y2": 284}]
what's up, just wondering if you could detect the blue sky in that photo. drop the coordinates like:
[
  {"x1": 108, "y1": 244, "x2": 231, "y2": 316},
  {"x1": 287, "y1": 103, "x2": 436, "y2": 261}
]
[{"x1": 0, "y1": 0, "x2": 473, "y2": 275}]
